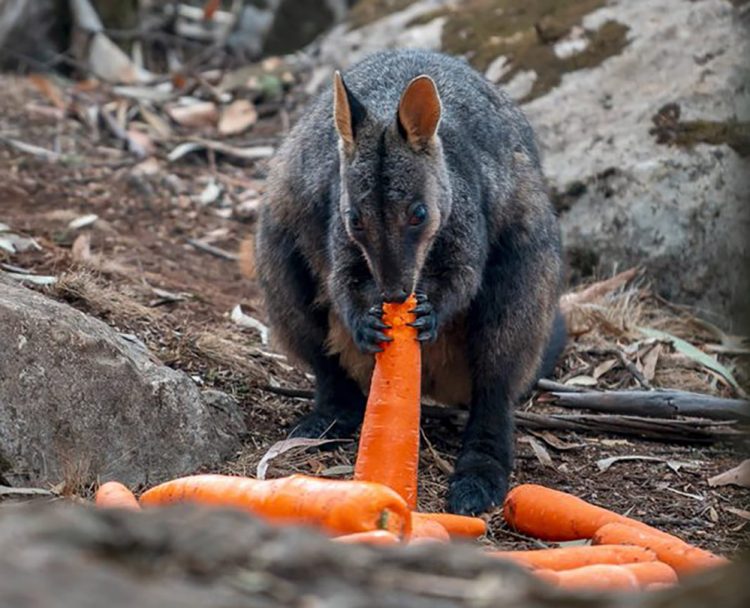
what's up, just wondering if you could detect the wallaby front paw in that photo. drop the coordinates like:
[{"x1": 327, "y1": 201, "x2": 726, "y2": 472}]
[
  {"x1": 352, "y1": 304, "x2": 393, "y2": 354},
  {"x1": 409, "y1": 292, "x2": 438, "y2": 342},
  {"x1": 447, "y1": 464, "x2": 508, "y2": 516}
]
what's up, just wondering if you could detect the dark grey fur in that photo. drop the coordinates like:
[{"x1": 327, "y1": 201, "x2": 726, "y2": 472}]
[{"x1": 256, "y1": 49, "x2": 565, "y2": 515}]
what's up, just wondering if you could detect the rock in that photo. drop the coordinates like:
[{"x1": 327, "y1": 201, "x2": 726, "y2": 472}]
[
  {"x1": 0, "y1": 502, "x2": 747, "y2": 607},
  {"x1": 523, "y1": 0, "x2": 750, "y2": 324},
  {"x1": 0, "y1": 273, "x2": 246, "y2": 487}
]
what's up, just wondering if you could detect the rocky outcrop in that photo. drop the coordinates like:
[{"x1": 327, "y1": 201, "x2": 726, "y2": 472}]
[
  {"x1": 309, "y1": 0, "x2": 750, "y2": 324},
  {"x1": 0, "y1": 273, "x2": 246, "y2": 487},
  {"x1": 0, "y1": 501, "x2": 747, "y2": 608}
]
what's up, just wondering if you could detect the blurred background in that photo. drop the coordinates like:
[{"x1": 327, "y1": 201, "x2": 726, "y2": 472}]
[{"x1": 1, "y1": 0, "x2": 748, "y2": 324}]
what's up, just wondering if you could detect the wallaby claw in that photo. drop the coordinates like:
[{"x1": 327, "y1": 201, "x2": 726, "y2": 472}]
[
  {"x1": 353, "y1": 305, "x2": 393, "y2": 353},
  {"x1": 409, "y1": 292, "x2": 438, "y2": 343}
]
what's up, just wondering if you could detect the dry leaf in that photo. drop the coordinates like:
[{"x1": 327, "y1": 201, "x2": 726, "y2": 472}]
[
  {"x1": 593, "y1": 358, "x2": 618, "y2": 379},
  {"x1": 529, "y1": 430, "x2": 586, "y2": 451},
  {"x1": 219, "y1": 99, "x2": 258, "y2": 135},
  {"x1": 256, "y1": 437, "x2": 340, "y2": 480},
  {"x1": 723, "y1": 506, "x2": 750, "y2": 521},
  {"x1": 166, "y1": 101, "x2": 219, "y2": 128},
  {"x1": 71, "y1": 233, "x2": 92, "y2": 262},
  {"x1": 320, "y1": 465, "x2": 355, "y2": 477},
  {"x1": 167, "y1": 139, "x2": 274, "y2": 162},
  {"x1": 638, "y1": 327, "x2": 742, "y2": 393},
  {"x1": 230, "y1": 304, "x2": 269, "y2": 344},
  {"x1": 520, "y1": 436, "x2": 554, "y2": 468},
  {"x1": 640, "y1": 343, "x2": 662, "y2": 381},
  {"x1": 68, "y1": 214, "x2": 98, "y2": 230},
  {"x1": 28, "y1": 73, "x2": 66, "y2": 110},
  {"x1": 88, "y1": 32, "x2": 152, "y2": 84},
  {"x1": 0, "y1": 485, "x2": 56, "y2": 497},
  {"x1": 560, "y1": 267, "x2": 638, "y2": 314},
  {"x1": 138, "y1": 104, "x2": 173, "y2": 139},
  {"x1": 3, "y1": 272, "x2": 57, "y2": 285},
  {"x1": 596, "y1": 455, "x2": 699, "y2": 473},
  {"x1": 203, "y1": 0, "x2": 222, "y2": 20},
  {"x1": 565, "y1": 375, "x2": 598, "y2": 387},
  {"x1": 127, "y1": 128, "x2": 155, "y2": 156},
  {"x1": 195, "y1": 180, "x2": 222, "y2": 206},
  {"x1": 708, "y1": 460, "x2": 750, "y2": 489}
]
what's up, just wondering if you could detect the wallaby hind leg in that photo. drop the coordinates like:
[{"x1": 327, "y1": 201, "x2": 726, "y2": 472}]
[
  {"x1": 447, "y1": 241, "x2": 560, "y2": 515},
  {"x1": 256, "y1": 216, "x2": 366, "y2": 440}
]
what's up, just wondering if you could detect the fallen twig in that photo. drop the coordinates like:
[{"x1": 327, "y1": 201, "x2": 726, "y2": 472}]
[
  {"x1": 541, "y1": 389, "x2": 749, "y2": 422},
  {"x1": 259, "y1": 384, "x2": 743, "y2": 443},
  {"x1": 186, "y1": 238, "x2": 238, "y2": 261}
]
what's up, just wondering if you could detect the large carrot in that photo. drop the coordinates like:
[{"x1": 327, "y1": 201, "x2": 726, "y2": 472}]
[
  {"x1": 408, "y1": 516, "x2": 450, "y2": 544},
  {"x1": 140, "y1": 474, "x2": 411, "y2": 537},
  {"x1": 333, "y1": 530, "x2": 400, "y2": 545},
  {"x1": 488, "y1": 545, "x2": 657, "y2": 570},
  {"x1": 622, "y1": 562, "x2": 678, "y2": 586},
  {"x1": 354, "y1": 294, "x2": 421, "y2": 508},
  {"x1": 95, "y1": 481, "x2": 140, "y2": 510},
  {"x1": 536, "y1": 564, "x2": 640, "y2": 591},
  {"x1": 503, "y1": 484, "x2": 659, "y2": 541},
  {"x1": 592, "y1": 522, "x2": 728, "y2": 576},
  {"x1": 413, "y1": 512, "x2": 486, "y2": 539}
]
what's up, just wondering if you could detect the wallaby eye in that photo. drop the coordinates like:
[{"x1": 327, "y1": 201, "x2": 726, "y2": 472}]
[
  {"x1": 349, "y1": 209, "x2": 364, "y2": 231},
  {"x1": 408, "y1": 203, "x2": 427, "y2": 226}
]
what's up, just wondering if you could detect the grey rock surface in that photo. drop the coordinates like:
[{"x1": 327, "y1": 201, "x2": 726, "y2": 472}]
[
  {"x1": 523, "y1": 0, "x2": 750, "y2": 325},
  {"x1": 0, "y1": 273, "x2": 246, "y2": 487}
]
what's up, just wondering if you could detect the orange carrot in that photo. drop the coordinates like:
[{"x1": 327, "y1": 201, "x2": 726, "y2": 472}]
[
  {"x1": 95, "y1": 481, "x2": 140, "y2": 510},
  {"x1": 413, "y1": 512, "x2": 486, "y2": 539},
  {"x1": 488, "y1": 545, "x2": 657, "y2": 570},
  {"x1": 354, "y1": 294, "x2": 421, "y2": 508},
  {"x1": 140, "y1": 474, "x2": 411, "y2": 537},
  {"x1": 536, "y1": 564, "x2": 640, "y2": 591},
  {"x1": 592, "y1": 522, "x2": 728, "y2": 577},
  {"x1": 646, "y1": 582, "x2": 673, "y2": 591},
  {"x1": 333, "y1": 530, "x2": 401, "y2": 545},
  {"x1": 621, "y1": 562, "x2": 678, "y2": 586},
  {"x1": 408, "y1": 516, "x2": 450, "y2": 544},
  {"x1": 503, "y1": 484, "x2": 660, "y2": 541}
]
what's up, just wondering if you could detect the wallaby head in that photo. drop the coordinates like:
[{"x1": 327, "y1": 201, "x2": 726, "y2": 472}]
[{"x1": 332, "y1": 71, "x2": 452, "y2": 303}]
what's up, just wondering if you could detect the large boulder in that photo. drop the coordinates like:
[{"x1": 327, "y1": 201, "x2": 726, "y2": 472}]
[
  {"x1": 0, "y1": 502, "x2": 747, "y2": 608},
  {"x1": 309, "y1": 0, "x2": 750, "y2": 324},
  {"x1": 0, "y1": 273, "x2": 246, "y2": 487}
]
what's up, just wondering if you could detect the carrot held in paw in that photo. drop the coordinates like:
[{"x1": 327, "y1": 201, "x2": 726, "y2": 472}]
[
  {"x1": 536, "y1": 564, "x2": 640, "y2": 590},
  {"x1": 592, "y1": 522, "x2": 728, "y2": 577},
  {"x1": 333, "y1": 530, "x2": 400, "y2": 545},
  {"x1": 95, "y1": 481, "x2": 140, "y2": 510},
  {"x1": 503, "y1": 484, "x2": 658, "y2": 541},
  {"x1": 354, "y1": 294, "x2": 421, "y2": 508},
  {"x1": 488, "y1": 544, "x2": 657, "y2": 570},
  {"x1": 140, "y1": 474, "x2": 411, "y2": 537},
  {"x1": 412, "y1": 512, "x2": 486, "y2": 539}
]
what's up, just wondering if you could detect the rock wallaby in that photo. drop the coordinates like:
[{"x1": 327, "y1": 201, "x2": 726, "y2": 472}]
[{"x1": 256, "y1": 49, "x2": 566, "y2": 515}]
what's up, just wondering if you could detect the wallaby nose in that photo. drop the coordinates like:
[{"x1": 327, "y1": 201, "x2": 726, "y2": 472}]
[{"x1": 382, "y1": 288, "x2": 409, "y2": 303}]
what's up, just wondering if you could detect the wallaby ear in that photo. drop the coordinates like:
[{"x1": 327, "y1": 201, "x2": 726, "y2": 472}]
[
  {"x1": 333, "y1": 70, "x2": 366, "y2": 154},
  {"x1": 397, "y1": 75, "x2": 442, "y2": 150}
]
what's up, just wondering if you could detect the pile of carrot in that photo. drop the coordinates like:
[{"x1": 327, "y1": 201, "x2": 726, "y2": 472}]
[
  {"x1": 93, "y1": 294, "x2": 730, "y2": 593},
  {"x1": 495, "y1": 483, "x2": 728, "y2": 589}
]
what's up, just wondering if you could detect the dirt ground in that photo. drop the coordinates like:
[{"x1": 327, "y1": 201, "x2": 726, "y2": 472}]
[{"x1": 1, "y1": 74, "x2": 748, "y2": 557}]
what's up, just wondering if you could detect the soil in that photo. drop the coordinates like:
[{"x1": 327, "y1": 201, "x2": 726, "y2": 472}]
[{"x1": 1, "y1": 73, "x2": 748, "y2": 558}]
